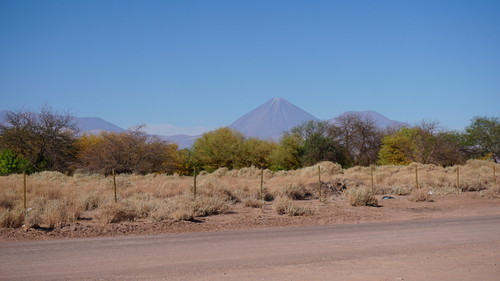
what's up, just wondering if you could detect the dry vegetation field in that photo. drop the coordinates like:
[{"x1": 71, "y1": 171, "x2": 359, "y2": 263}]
[{"x1": 1, "y1": 160, "x2": 499, "y2": 241}]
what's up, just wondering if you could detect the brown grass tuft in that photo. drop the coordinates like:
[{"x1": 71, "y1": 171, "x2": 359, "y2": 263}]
[
  {"x1": 272, "y1": 197, "x2": 313, "y2": 216},
  {"x1": 280, "y1": 184, "x2": 311, "y2": 200},
  {"x1": 345, "y1": 186, "x2": 378, "y2": 207},
  {"x1": 244, "y1": 198, "x2": 264, "y2": 208},
  {"x1": 97, "y1": 202, "x2": 139, "y2": 224},
  {"x1": 408, "y1": 188, "x2": 432, "y2": 202},
  {"x1": 0, "y1": 207, "x2": 25, "y2": 228}
]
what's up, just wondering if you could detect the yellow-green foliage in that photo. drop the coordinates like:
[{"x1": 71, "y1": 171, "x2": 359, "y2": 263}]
[{"x1": 378, "y1": 129, "x2": 414, "y2": 165}]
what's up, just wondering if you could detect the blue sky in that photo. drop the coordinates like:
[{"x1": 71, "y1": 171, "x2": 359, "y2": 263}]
[{"x1": 1, "y1": 0, "x2": 499, "y2": 135}]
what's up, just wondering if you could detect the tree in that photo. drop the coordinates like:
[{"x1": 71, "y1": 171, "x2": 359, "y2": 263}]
[
  {"x1": 377, "y1": 122, "x2": 465, "y2": 166},
  {"x1": 242, "y1": 138, "x2": 277, "y2": 168},
  {"x1": 0, "y1": 107, "x2": 79, "y2": 173},
  {"x1": 331, "y1": 113, "x2": 382, "y2": 167},
  {"x1": 0, "y1": 149, "x2": 30, "y2": 175},
  {"x1": 191, "y1": 127, "x2": 246, "y2": 172},
  {"x1": 290, "y1": 120, "x2": 344, "y2": 167},
  {"x1": 77, "y1": 127, "x2": 179, "y2": 174},
  {"x1": 463, "y1": 116, "x2": 500, "y2": 162},
  {"x1": 377, "y1": 128, "x2": 415, "y2": 165},
  {"x1": 268, "y1": 133, "x2": 302, "y2": 171},
  {"x1": 432, "y1": 131, "x2": 465, "y2": 166}
]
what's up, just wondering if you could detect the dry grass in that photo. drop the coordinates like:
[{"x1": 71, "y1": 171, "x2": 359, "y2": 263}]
[
  {"x1": 243, "y1": 198, "x2": 264, "y2": 208},
  {"x1": 272, "y1": 197, "x2": 313, "y2": 216},
  {"x1": 344, "y1": 186, "x2": 378, "y2": 207},
  {"x1": 0, "y1": 207, "x2": 24, "y2": 228},
  {"x1": 408, "y1": 188, "x2": 432, "y2": 202},
  {"x1": 0, "y1": 160, "x2": 498, "y2": 228},
  {"x1": 97, "y1": 202, "x2": 140, "y2": 224},
  {"x1": 279, "y1": 183, "x2": 312, "y2": 200}
]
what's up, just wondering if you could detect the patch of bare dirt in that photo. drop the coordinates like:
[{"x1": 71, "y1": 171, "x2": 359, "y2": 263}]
[{"x1": 1, "y1": 192, "x2": 499, "y2": 242}]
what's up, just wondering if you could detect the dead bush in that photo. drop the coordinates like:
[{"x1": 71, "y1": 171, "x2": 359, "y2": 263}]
[
  {"x1": 390, "y1": 186, "x2": 412, "y2": 196},
  {"x1": 24, "y1": 203, "x2": 43, "y2": 228},
  {"x1": 480, "y1": 184, "x2": 500, "y2": 198},
  {"x1": 192, "y1": 196, "x2": 229, "y2": 217},
  {"x1": 169, "y1": 208, "x2": 195, "y2": 221},
  {"x1": 80, "y1": 192, "x2": 102, "y2": 211},
  {"x1": 280, "y1": 184, "x2": 311, "y2": 200},
  {"x1": 150, "y1": 195, "x2": 228, "y2": 222},
  {"x1": 97, "y1": 202, "x2": 138, "y2": 223},
  {"x1": 272, "y1": 197, "x2": 312, "y2": 216},
  {"x1": 0, "y1": 190, "x2": 18, "y2": 210},
  {"x1": 345, "y1": 186, "x2": 378, "y2": 207},
  {"x1": 408, "y1": 188, "x2": 432, "y2": 202},
  {"x1": 263, "y1": 192, "x2": 275, "y2": 202},
  {"x1": 0, "y1": 207, "x2": 24, "y2": 228},
  {"x1": 41, "y1": 199, "x2": 70, "y2": 228},
  {"x1": 244, "y1": 198, "x2": 264, "y2": 208}
]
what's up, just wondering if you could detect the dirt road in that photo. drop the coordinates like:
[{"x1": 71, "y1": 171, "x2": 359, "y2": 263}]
[{"x1": 1, "y1": 215, "x2": 499, "y2": 280}]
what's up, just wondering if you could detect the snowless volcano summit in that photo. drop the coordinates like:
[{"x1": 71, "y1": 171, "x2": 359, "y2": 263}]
[{"x1": 229, "y1": 97, "x2": 318, "y2": 140}]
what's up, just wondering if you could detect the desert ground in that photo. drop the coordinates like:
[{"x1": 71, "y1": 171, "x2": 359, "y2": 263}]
[
  {"x1": 1, "y1": 160, "x2": 500, "y2": 280},
  {"x1": 0, "y1": 160, "x2": 499, "y2": 241}
]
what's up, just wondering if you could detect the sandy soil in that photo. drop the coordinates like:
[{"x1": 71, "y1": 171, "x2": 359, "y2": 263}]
[{"x1": 1, "y1": 191, "x2": 499, "y2": 241}]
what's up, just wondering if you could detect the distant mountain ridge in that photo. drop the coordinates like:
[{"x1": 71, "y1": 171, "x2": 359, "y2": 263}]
[
  {"x1": 2, "y1": 101, "x2": 407, "y2": 148},
  {"x1": 74, "y1": 116, "x2": 125, "y2": 134},
  {"x1": 0, "y1": 110, "x2": 125, "y2": 135},
  {"x1": 229, "y1": 97, "x2": 319, "y2": 140}
]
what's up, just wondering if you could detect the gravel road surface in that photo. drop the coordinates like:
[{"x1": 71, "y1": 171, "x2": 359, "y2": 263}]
[{"x1": 1, "y1": 215, "x2": 499, "y2": 280}]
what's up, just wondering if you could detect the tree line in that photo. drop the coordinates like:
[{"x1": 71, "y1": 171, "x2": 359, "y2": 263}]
[{"x1": 0, "y1": 108, "x2": 498, "y2": 176}]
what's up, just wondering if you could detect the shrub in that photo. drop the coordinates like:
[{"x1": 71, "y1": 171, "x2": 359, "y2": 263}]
[
  {"x1": 390, "y1": 186, "x2": 412, "y2": 196},
  {"x1": 280, "y1": 184, "x2": 311, "y2": 200},
  {"x1": 41, "y1": 199, "x2": 70, "y2": 228},
  {"x1": 272, "y1": 197, "x2": 312, "y2": 216},
  {"x1": 80, "y1": 193, "x2": 101, "y2": 211},
  {"x1": 0, "y1": 190, "x2": 17, "y2": 210},
  {"x1": 192, "y1": 196, "x2": 228, "y2": 217},
  {"x1": 263, "y1": 192, "x2": 275, "y2": 202},
  {"x1": 0, "y1": 207, "x2": 25, "y2": 228},
  {"x1": 481, "y1": 184, "x2": 500, "y2": 198},
  {"x1": 149, "y1": 201, "x2": 174, "y2": 221},
  {"x1": 150, "y1": 195, "x2": 228, "y2": 222},
  {"x1": 345, "y1": 186, "x2": 378, "y2": 207},
  {"x1": 97, "y1": 203, "x2": 138, "y2": 223},
  {"x1": 23, "y1": 197, "x2": 54, "y2": 228},
  {"x1": 244, "y1": 198, "x2": 264, "y2": 208},
  {"x1": 408, "y1": 188, "x2": 432, "y2": 202},
  {"x1": 0, "y1": 149, "x2": 30, "y2": 175}
]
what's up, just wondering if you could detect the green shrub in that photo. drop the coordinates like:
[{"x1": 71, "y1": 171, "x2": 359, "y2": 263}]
[{"x1": 0, "y1": 149, "x2": 30, "y2": 175}]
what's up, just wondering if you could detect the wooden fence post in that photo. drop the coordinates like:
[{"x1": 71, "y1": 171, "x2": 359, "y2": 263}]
[
  {"x1": 112, "y1": 169, "x2": 117, "y2": 203},
  {"x1": 23, "y1": 171, "x2": 27, "y2": 209},
  {"x1": 318, "y1": 165, "x2": 322, "y2": 199},
  {"x1": 370, "y1": 165, "x2": 375, "y2": 193},
  {"x1": 415, "y1": 165, "x2": 419, "y2": 189},
  {"x1": 193, "y1": 167, "x2": 197, "y2": 200},
  {"x1": 494, "y1": 164, "x2": 497, "y2": 183},
  {"x1": 260, "y1": 168, "x2": 264, "y2": 200}
]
